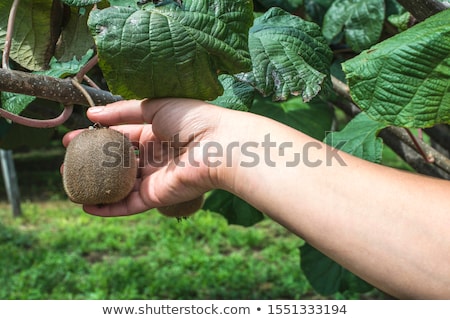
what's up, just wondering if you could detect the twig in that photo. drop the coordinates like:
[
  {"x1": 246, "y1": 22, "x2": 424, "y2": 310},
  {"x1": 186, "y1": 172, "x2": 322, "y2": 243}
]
[
  {"x1": 71, "y1": 78, "x2": 95, "y2": 108},
  {"x1": 83, "y1": 75, "x2": 101, "y2": 90},
  {"x1": 378, "y1": 128, "x2": 450, "y2": 179},
  {"x1": 0, "y1": 105, "x2": 74, "y2": 128},
  {"x1": 331, "y1": 77, "x2": 351, "y2": 101},
  {"x1": 75, "y1": 54, "x2": 99, "y2": 83},
  {"x1": 404, "y1": 128, "x2": 432, "y2": 162},
  {"x1": 2, "y1": 0, "x2": 21, "y2": 69}
]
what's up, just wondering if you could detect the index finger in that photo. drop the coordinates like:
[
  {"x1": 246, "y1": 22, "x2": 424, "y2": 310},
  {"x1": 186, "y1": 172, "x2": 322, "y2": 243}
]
[{"x1": 87, "y1": 98, "x2": 188, "y2": 125}]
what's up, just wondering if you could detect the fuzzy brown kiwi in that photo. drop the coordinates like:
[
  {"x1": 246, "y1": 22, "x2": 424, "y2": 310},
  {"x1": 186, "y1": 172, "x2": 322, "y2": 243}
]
[
  {"x1": 157, "y1": 195, "x2": 204, "y2": 218},
  {"x1": 63, "y1": 127, "x2": 137, "y2": 205}
]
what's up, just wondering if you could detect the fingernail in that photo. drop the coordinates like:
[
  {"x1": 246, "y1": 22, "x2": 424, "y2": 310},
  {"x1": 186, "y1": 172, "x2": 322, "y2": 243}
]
[{"x1": 89, "y1": 106, "x2": 104, "y2": 114}]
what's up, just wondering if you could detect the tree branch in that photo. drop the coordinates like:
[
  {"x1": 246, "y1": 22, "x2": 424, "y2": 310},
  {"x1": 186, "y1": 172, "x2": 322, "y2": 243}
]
[
  {"x1": 396, "y1": 0, "x2": 449, "y2": 22},
  {"x1": 0, "y1": 68, "x2": 122, "y2": 106},
  {"x1": 378, "y1": 128, "x2": 450, "y2": 179}
]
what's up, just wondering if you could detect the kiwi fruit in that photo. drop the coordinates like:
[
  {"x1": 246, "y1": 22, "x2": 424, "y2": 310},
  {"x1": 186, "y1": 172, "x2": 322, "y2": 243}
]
[
  {"x1": 63, "y1": 127, "x2": 137, "y2": 205},
  {"x1": 157, "y1": 195, "x2": 204, "y2": 218}
]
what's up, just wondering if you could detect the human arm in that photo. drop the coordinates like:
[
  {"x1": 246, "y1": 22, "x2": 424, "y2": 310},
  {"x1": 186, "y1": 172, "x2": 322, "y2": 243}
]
[{"x1": 63, "y1": 98, "x2": 450, "y2": 299}]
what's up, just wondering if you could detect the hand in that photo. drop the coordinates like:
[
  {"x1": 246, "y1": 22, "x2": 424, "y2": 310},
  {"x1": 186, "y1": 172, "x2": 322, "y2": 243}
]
[{"x1": 62, "y1": 98, "x2": 228, "y2": 216}]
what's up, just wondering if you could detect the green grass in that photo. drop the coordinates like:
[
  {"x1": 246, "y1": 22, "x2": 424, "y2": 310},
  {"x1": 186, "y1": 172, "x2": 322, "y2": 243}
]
[{"x1": 0, "y1": 201, "x2": 320, "y2": 300}]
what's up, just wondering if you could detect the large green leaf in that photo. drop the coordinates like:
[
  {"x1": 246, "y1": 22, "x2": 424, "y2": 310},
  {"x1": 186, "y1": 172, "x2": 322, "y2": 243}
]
[
  {"x1": 343, "y1": 10, "x2": 450, "y2": 128},
  {"x1": 0, "y1": 0, "x2": 61, "y2": 70},
  {"x1": 88, "y1": 0, "x2": 253, "y2": 100},
  {"x1": 324, "y1": 112, "x2": 387, "y2": 163},
  {"x1": 322, "y1": 0, "x2": 385, "y2": 52},
  {"x1": 244, "y1": 8, "x2": 332, "y2": 102},
  {"x1": 209, "y1": 75, "x2": 255, "y2": 111},
  {"x1": 300, "y1": 242, "x2": 373, "y2": 295},
  {"x1": 55, "y1": 5, "x2": 95, "y2": 62}
]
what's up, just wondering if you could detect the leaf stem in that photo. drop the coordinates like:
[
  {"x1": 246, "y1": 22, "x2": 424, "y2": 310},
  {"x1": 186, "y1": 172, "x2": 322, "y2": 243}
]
[
  {"x1": 404, "y1": 128, "x2": 432, "y2": 163},
  {"x1": 71, "y1": 78, "x2": 95, "y2": 108},
  {"x1": 75, "y1": 54, "x2": 99, "y2": 83},
  {"x1": 0, "y1": 105, "x2": 74, "y2": 128},
  {"x1": 83, "y1": 75, "x2": 101, "y2": 90},
  {"x1": 2, "y1": 0, "x2": 21, "y2": 69}
]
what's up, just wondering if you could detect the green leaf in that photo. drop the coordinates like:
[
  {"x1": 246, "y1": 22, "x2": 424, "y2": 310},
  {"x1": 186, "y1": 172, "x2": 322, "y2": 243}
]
[
  {"x1": 322, "y1": 0, "x2": 385, "y2": 52},
  {"x1": 88, "y1": 0, "x2": 253, "y2": 100},
  {"x1": 245, "y1": 7, "x2": 332, "y2": 102},
  {"x1": 55, "y1": 6, "x2": 95, "y2": 62},
  {"x1": 324, "y1": 112, "x2": 386, "y2": 163},
  {"x1": 386, "y1": 0, "x2": 410, "y2": 32},
  {"x1": 61, "y1": 0, "x2": 101, "y2": 6},
  {"x1": 0, "y1": 0, "x2": 61, "y2": 70},
  {"x1": 209, "y1": 75, "x2": 255, "y2": 111},
  {"x1": 387, "y1": 11, "x2": 410, "y2": 32},
  {"x1": 1, "y1": 93, "x2": 36, "y2": 116},
  {"x1": 343, "y1": 10, "x2": 450, "y2": 128},
  {"x1": 1, "y1": 50, "x2": 93, "y2": 114},
  {"x1": 203, "y1": 190, "x2": 264, "y2": 227},
  {"x1": 251, "y1": 95, "x2": 333, "y2": 141},
  {"x1": 301, "y1": 242, "x2": 373, "y2": 295}
]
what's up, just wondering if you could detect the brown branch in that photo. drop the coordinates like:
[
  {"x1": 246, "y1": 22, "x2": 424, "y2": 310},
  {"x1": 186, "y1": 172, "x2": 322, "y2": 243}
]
[
  {"x1": 396, "y1": 0, "x2": 449, "y2": 22},
  {"x1": 378, "y1": 128, "x2": 450, "y2": 179},
  {"x1": 0, "y1": 68, "x2": 122, "y2": 106}
]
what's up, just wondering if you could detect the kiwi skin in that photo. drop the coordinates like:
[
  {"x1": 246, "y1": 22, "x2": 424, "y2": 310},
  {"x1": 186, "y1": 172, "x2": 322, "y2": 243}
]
[
  {"x1": 63, "y1": 127, "x2": 137, "y2": 205},
  {"x1": 157, "y1": 196, "x2": 204, "y2": 218}
]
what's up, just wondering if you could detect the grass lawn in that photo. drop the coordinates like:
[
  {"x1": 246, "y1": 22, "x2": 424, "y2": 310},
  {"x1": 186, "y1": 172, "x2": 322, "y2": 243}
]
[{"x1": 1, "y1": 201, "x2": 317, "y2": 299}]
